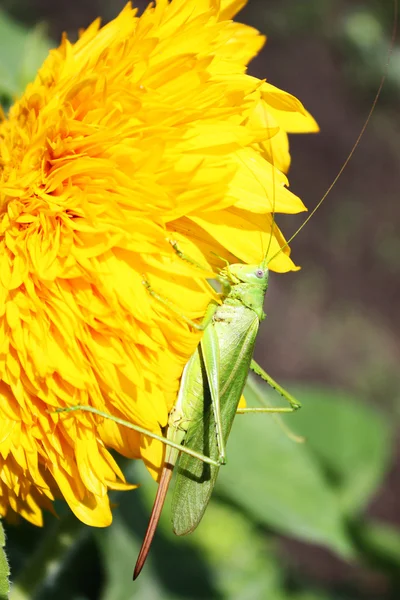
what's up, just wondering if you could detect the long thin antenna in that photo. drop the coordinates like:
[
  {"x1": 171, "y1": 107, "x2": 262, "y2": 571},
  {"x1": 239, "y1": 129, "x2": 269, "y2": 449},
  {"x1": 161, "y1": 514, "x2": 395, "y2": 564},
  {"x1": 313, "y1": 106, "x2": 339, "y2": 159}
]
[
  {"x1": 267, "y1": 0, "x2": 398, "y2": 266},
  {"x1": 235, "y1": 142, "x2": 278, "y2": 267},
  {"x1": 263, "y1": 113, "x2": 278, "y2": 267}
]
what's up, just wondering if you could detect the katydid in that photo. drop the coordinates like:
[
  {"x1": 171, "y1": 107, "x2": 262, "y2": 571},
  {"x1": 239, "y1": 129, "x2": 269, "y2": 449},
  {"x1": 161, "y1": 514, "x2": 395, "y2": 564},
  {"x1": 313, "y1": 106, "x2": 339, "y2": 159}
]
[
  {"x1": 133, "y1": 259, "x2": 301, "y2": 579},
  {"x1": 58, "y1": 257, "x2": 303, "y2": 580}
]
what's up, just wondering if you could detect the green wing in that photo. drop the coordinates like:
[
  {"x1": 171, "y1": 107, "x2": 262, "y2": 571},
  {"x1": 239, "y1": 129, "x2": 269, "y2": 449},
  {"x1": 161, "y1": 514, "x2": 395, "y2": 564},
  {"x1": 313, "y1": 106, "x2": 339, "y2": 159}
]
[{"x1": 171, "y1": 304, "x2": 259, "y2": 535}]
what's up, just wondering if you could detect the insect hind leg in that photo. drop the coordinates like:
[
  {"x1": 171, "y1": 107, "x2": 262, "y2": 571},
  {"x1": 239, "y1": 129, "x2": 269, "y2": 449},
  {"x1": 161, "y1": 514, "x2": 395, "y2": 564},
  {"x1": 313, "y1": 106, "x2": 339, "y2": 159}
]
[{"x1": 55, "y1": 405, "x2": 221, "y2": 466}]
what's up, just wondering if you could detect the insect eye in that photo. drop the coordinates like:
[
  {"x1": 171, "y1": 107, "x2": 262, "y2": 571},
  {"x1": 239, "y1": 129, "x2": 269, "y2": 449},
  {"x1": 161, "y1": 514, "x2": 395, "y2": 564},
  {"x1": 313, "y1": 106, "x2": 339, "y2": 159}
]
[{"x1": 255, "y1": 269, "x2": 264, "y2": 278}]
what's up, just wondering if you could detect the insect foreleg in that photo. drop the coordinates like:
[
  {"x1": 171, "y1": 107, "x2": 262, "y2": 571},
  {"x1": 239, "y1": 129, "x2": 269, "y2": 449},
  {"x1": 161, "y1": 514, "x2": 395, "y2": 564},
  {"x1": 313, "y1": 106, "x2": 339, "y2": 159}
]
[
  {"x1": 143, "y1": 278, "x2": 218, "y2": 331},
  {"x1": 168, "y1": 239, "x2": 213, "y2": 274}
]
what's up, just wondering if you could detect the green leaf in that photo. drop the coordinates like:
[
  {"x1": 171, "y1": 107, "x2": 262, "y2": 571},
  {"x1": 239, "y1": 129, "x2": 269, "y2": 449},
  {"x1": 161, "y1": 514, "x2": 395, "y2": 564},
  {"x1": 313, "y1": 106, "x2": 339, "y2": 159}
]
[
  {"x1": 97, "y1": 466, "x2": 223, "y2": 600},
  {"x1": 98, "y1": 500, "x2": 289, "y2": 600},
  {"x1": 288, "y1": 386, "x2": 392, "y2": 516},
  {"x1": 215, "y1": 376, "x2": 354, "y2": 559},
  {"x1": 95, "y1": 460, "x2": 186, "y2": 600},
  {"x1": 0, "y1": 10, "x2": 52, "y2": 103},
  {"x1": 190, "y1": 499, "x2": 288, "y2": 600},
  {"x1": 354, "y1": 519, "x2": 400, "y2": 568},
  {"x1": 97, "y1": 461, "x2": 290, "y2": 599},
  {"x1": 0, "y1": 520, "x2": 10, "y2": 599},
  {"x1": 10, "y1": 511, "x2": 88, "y2": 600},
  {"x1": 95, "y1": 513, "x2": 168, "y2": 600},
  {"x1": 18, "y1": 25, "x2": 52, "y2": 92},
  {"x1": 290, "y1": 594, "x2": 334, "y2": 600}
]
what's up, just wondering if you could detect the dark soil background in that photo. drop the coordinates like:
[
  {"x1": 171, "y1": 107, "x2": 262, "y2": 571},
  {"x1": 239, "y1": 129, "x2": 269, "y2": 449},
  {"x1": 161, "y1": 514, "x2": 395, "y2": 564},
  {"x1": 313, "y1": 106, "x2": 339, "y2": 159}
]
[{"x1": 1, "y1": 0, "x2": 399, "y2": 597}]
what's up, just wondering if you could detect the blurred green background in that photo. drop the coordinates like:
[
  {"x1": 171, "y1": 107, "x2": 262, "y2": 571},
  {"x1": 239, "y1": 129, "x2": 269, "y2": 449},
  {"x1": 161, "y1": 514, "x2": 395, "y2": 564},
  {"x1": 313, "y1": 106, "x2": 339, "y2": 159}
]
[{"x1": 0, "y1": 1, "x2": 399, "y2": 599}]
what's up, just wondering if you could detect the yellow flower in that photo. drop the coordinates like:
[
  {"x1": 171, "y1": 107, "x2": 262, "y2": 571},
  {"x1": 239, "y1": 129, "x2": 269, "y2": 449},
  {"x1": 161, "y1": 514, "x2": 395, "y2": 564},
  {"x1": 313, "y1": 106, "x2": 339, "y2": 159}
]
[{"x1": 0, "y1": 0, "x2": 317, "y2": 527}]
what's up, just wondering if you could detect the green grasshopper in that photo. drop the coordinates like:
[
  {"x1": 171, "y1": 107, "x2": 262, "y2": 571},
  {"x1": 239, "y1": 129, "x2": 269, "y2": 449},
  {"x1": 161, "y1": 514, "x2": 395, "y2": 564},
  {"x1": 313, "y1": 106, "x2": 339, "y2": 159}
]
[{"x1": 134, "y1": 255, "x2": 301, "y2": 578}]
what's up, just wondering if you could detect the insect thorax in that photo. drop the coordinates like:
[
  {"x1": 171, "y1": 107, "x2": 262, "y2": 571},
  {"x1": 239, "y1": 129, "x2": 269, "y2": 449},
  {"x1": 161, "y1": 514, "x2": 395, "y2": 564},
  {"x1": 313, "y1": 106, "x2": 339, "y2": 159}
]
[{"x1": 223, "y1": 281, "x2": 266, "y2": 321}]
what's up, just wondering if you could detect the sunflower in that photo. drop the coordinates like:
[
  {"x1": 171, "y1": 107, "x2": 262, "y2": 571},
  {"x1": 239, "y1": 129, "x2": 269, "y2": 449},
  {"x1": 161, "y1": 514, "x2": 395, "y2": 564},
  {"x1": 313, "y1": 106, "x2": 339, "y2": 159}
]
[{"x1": 0, "y1": 0, "x2": 318, "y2": 527}]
